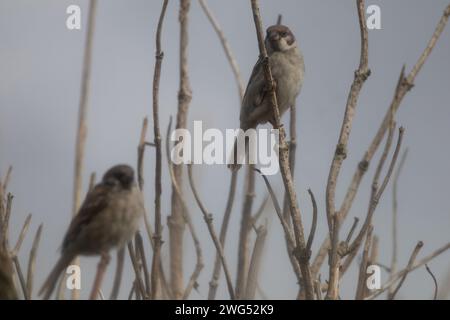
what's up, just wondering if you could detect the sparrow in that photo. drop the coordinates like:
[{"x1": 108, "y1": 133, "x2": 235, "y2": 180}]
[
  {"x1": 229, "y1": 24, "x2": 304, "y2": 168},
  {"x1": 39, "y1": 164, "x2": 144, "y2": 299}
]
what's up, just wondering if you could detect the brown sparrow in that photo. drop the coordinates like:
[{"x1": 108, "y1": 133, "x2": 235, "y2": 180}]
[
  {"x1": 39, "y1": 164, "x2": 144, "y2": 299},
  {"x1": 229, "y1": 24, "x2": 304, "y2": 168}
]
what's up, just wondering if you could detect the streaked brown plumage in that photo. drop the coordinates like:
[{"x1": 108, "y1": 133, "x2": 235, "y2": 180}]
[
  {"x1": 39, "y1": 164, "x2": 144, "y2": 299},
  {"x1": 229, "y1": 24, "x2": 304, "y2": 168}
]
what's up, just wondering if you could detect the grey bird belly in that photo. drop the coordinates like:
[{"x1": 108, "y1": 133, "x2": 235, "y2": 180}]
[{"x1": 76, "y1": 188, "x2": 143, "y2": 255}]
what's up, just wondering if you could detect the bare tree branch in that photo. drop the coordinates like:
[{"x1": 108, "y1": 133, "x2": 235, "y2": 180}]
[
  {"x1": 389, "y1": 148, "x2": 408, "y2": 296},
  {"x1": 325, "y1": 0, "x2": 370, "y2": 300},
  {"x1": 208, "y1": 171, "x2": 238, "y2": 300},
  {"x1": 165, "y1": 118, "x2": 204, "y2": 300},
  {"x1": 71, "y1": 0, "x2": 97, "y2": 300},
  {"x1": 312, "y1": 3, "x2": 450, "y2": 279},
  {"x1": 89, "y1": 253, "x2": 110, "y2": 300},
  {"x1": 150, "y1": 0, "x2": 169, "y2": 300},
  {"x1": 425, "y1": 264, "x2": 438, "y2": 300},
  {"x1": 389, "y1": 241, "x2": 423, "y2": 300},
  {"x1": 244, "y1": 222, "x2": 268, "y2": 299},
  {"x1": 187, "y1": 165, "x2": 235, "y2": 299},
  {"x1": 169, "y1": 0, "x2": 193, "y2": 299},
  {"x1": 355, "y1": 225, "x2": 373, "y2": 299},
  {"x1": 366, "y1": 242, "x2": 449, "y2": 300},
  {"x1": 26, "y1": 223, "x2": 42, "y2": 299},
  {"x1": 199, "y1": 0, "x2": 244, "y2": 100},
  {"x1": 250, "y1": 0, "x2": 314, "y2": 299}
]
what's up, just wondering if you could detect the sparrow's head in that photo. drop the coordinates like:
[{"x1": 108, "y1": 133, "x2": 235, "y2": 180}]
[
  {"x1": 265, "y1": 25, "x2": 296, "y2": 53},
  {"x1": 102, "y1": 164, "x2": 135, "y2": 189}
]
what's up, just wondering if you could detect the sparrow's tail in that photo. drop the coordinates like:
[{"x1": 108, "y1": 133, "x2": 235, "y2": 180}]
[
  {"x1": 227, "y1": 136, "x2": 250, "y2": 171},
  {"x1": 38, "y1": 252, "x2": 75, "y2": 300}
]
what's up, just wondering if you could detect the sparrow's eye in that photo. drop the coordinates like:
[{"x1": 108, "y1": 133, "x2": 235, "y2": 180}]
[{"x1": 281, "y1": 31, "x2": 288, "y2": 37}]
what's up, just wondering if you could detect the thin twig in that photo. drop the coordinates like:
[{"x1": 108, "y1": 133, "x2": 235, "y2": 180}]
[
  {"x1": 276, "y1": 14, "x2": 282, "y2": 25},
  {"x1": 109, "y1": 246, "x2": 125, "y2": 300},
  {"x1": 251, "y1": 194, "x2": 269, "y2": 226},
  {"x1": 235, "y1": 165, "x2": 255, "y2": 299},
  {"x1": 306, "y1": 189, "x2": 317, "y2": 255},
  {"x1": 389, "y1": 148, "x2": 408, "y2": 296},
  {"x1": 12, "y1": 256, "x2": 28, "y2": 299},
  {"x1": 312, "y1": 3, "x2": 450, "y2": 279},
  {"x1": 199, "y1": 0, "x2": 244, "y2": 100},
  {"x1": 89, "y1": 253, "x2": 110, "y2": 300},
  {"x1": 244, "y1": 222, "x2": 268, "y2": 299},
  {"x1": 150, "y1": 0, "x2": 169, "y2": 300},
  {"x1": 355, "y1": 225, "x2": 373, "y2": 299},
  {"x1": 389, "y1": 241, "x2": 424, "y2": 300},
  {"x1": 169, "y1": 0, "x2": 193, "y2": 299},
  {"x1": 250, "y1": 0, "x2": 314, "y2": 299},
  {"x1": 346, "y1": 128, "x2": 405, "y2": 258},
  {"x1": 325, "y1": 0, "x2": 370, "y2": 300},
  {"x1": 425, "y1": 264, "x2": 438, "y2": 300},
  {"x1": 135, "y1": 232, "x2": 151, "y2": 297},
  {"x1": 366, "y1": 242, "x2": 450, "y2": 300},
  {"x1": 11, "y1": 213, "x2": 32, "y2": 256},
  {"x1": 208, "y1": 171, "x2": 237, "y2": 300},
  {"x1": 127, "y1": 242, "x2": 146, "y2": 299},
  {"x1": 187, "y1": 165, "x2": 235, "y2": 299},
  {"x1": 254, "y1": 169, "x2": 302, "y2": 284},
  {"x1": 165, "y1": 118, "x2": 204, "y2": 300},
  {"x1": 26, "y1": 224, "x2": 43, "y2": 298},
  {"x1": 71, "y1": 0, "x2": 97, "y2": 300}
]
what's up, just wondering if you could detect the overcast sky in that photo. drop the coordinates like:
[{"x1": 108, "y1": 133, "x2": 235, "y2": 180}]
[{"x1": 1, "y1": 0, "x2": 449, "y2": 299}]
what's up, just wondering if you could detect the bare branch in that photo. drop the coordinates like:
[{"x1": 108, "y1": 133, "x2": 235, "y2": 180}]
[
  {"x1": 11, "y1": 213, "x2": 32, "y2": 256},
  {"x1": 425, "y1": 264, "x2": 438, "y2": 300},
  {"x1": 367, "y1": 242, "x2": 450, "y2": 300},
  {"x1": 276, "y1": 14, "x2": 283, "y2": 25},
  {"x1": 325, "y1": 0, "x2": 370, "y2": 300},
  {"x1": 208, "y1": 170, "x2": 238, "y2": 300},
  {"x1": 306, "y1": 189, "x2": 318, "y2": 255},
  {"x1": 109, "y1": 247, "x2": 124, "y2": 300},
  {"x1": 199, "y1": 0, "x2": 244, "y2": 100},
  {"x1": 70, "y1": 0, "x2": 97, "y2": 300},
  {"x1": 89, "y1": 253, "x2": 110, "y2": 300},
  {"x1": 244, "y1": 223, "x2": 268, "y2": 299},
  {"x1": 12, "y1": 255, "x2": 28, "y2": 299},
  {"x1": 135, "y1": 232, "x2": 151, "y2": 297},
  {"x1": 346, "y1": 128, "x2": 405, "y2": 258},
  {"x1": 187, "y1": 165, "x2": 235, "y2": 299},
  {"x1": 127, "y1": 242, "x2": 146, "y2": 299},
  {"x1": 150, "y1": 0, "x2": 169, "y2": 300},
  {"x1": 389, "y1": 241, "x2": 424, "y2": 300},
  {"x1": 254, "y1": 169, "x2": 302, "y2": 284},
  {"x1": 250, "y1": 0, "x2": 314, "y2": 299},
  {"x1": 389, "y1": 148, "x2": 408, "y2": 295},
  {"x1": 312, "y1": 3, "x2": 450, "y2": 279},
  {"x1": 355, "y1": 225, "x2": 373, "y2": 300},
  {"x1": 26, "y1": 223, "x2": 42, "y2": 298},
  {"x1": 235, "y1": 165, "x2": 255, "y2": 298},
  {"x1": 169, "y1": 0, "x2": 193, "y2": 299},
  {"x1": 165, "y1": 118, "x2": 204, "y2": 300}
]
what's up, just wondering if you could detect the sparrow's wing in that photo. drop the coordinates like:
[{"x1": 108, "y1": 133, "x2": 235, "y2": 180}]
[
  {"x1": 240, "y1": 56, "x2": 270, "y2": 129},
  {"x1": 61, "y1": 184, "x2": 110, "y2": 251}
]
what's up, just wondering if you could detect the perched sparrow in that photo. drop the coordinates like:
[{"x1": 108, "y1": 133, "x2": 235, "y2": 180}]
[
  {"x1": 229, "y1": 24, "x2": 304, "y2": 168},
  {"x1": 39, "y1": 164, "x2": 144, "y2": 299}
]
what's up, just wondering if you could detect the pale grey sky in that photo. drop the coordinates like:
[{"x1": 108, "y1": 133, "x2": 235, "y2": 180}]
[{"x1": 1, "y1": 0, "x2": 449, "y2": 299}]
